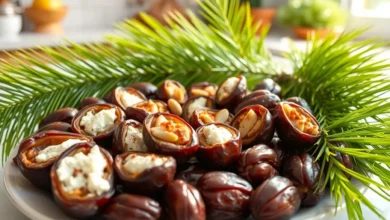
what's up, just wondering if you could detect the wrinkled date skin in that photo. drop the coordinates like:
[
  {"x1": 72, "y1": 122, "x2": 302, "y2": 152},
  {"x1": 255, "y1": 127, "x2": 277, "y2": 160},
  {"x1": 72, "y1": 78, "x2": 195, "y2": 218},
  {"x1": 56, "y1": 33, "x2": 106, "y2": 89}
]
[
  {"x1": 331, "y1": 142, "x2": 353, "y2": 179},
  {"x1": 216, "y1": 75, "x2": 247, "y2": 111},
  {"x1": 164, "y1": 180, "x2": 206, "y2": 220},
  {"x1": 253, "y1": 78, "x2": 282, "y2": 98},
  {"x1": 143, "y1": 113, "x2": 199, "y2": 164},
  {"x1": 285, "y1": 97, "x2": 313, "y2": 114},
  {"x1": 114, "y1": 152, "x2": 176, "y2": 196},
  {"x1": 182, "y1": 96, "x2": 215, "y2": 121},
  {"x1": 189, "y1": 109, "x2": 233, "y2": 130},
  {"x1": 234, "y1": 90, "x2": 280, "y2": 114},
  {"x1": 196, "y1": 123, "x2": 242, "y2": 168},
  {"x1": 79, "y1": 97, "x2": 106, "y2": 109},
  {"x1": 231, "y1": 105, "x2": 275, "y2": 147},
  {"x1": 103, "y1": 194, "x2": 161, "y2": 220},
  {"x1": 157, "y1": 80, "x2": 188, "y2": 104},
  {"x1": 283, "y1": 153, "x2": 325, "y2": 206},
  {"x1": 16, "y1": 131, "x2": 93, "y2": 190},
  {"x1": 269, "y1": 137, "x2": 287, "y2": 163},
  {"x1": 237, "y1": 144, "x2": 280, "y2": 187},
  {"x1": 39, "y1": 108, "x2": 78, "y2": 128},
  {"x1": 112, "y1": 87, "x2": 147, "y2": 111},
  {"x1": 125, "y1": 100, "x2": 168, "y2": 123},
  {"x1": 51, "y1": 142, "x2": 115, "y2": 219},
  {"x1": 112, "y1": 119, "x2": 144, "y2": 156},
  {"x1": 175, "y1": 162, "x2": 209, "y2": 186},
  {"x1": 128, "y1": 82, "x2": 158, "y2": 99},
  {"x1": 250, "y1": 176, "x2": 301, "y2": 220},
  {"x1": 197, "y1": 171, "x2": 253, "y2": 220},
  {"x1": 274, "y1": 102, "x2": 322, "y2": 149},
  {"x1": 72, "y1": 103, "x2": 125, "y2": 147},
  {"x1": 187, "y1": 82, "x2": 218, "y2": 98},
  {"x1": 36, "y1": 122, "x2": 72, "y2": 133}
]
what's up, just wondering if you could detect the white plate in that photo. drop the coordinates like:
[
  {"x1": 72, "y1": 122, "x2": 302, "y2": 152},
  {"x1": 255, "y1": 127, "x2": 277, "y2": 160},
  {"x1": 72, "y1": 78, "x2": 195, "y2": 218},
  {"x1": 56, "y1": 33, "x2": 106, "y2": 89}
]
[{"x1": 4, "y1": 147, "x2": 367, "y2": 220}]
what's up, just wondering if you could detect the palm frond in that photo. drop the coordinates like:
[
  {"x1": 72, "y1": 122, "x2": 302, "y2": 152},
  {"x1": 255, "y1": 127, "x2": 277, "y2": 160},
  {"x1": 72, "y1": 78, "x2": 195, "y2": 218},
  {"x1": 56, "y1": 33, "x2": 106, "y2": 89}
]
[{"x1": 281, "y1": 30, "x2": 390, "y2": 220}]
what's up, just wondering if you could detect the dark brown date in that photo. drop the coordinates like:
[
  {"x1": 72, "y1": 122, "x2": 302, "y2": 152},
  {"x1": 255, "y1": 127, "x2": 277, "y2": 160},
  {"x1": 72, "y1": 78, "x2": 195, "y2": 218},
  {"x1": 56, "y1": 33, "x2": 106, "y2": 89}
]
[
  {"x1": 39, "y1": 108, "x2": 78, "y2": 128},
  {"x1": 196, "y1": 123, "x2": 242, "y2": 168},
  {"x1": 72, "y1": 103, "x2": 125, "y2": 147},
  {"x1": 111, "y1": 87, "x2": 147, "y2": 111},
  {"x1": 197, "y1": 171, "x2": 253, "y2": 220},
  {"x1": 143, "y1": 113, "x2": 198, "y2": 164},
  {"x1": 253, "y1": 78, "x2": 282, "y2": 98},
  {"x1": 103, "y1": 194, "x2": 161, "y2": 220},
  {"x1": 79, "y1": 97, "x2": 106, "y2": 109},
  {"x1": 189, "y1": 108, "x2": 233, "y2": 130},
  {"x1": 164, "y1": 180, "x2": 206, "y2": 220},
  {"x1": 157, "y1": 80, "x2": 188, "y2": 104},
  {"x1": 182, "y1": 96, "x2": 215, "y2": 121},
  {"x1": 125, "y1": 99, "x2": 168, "y2": 122},
  {"x1": 234, "y1": 90, "x2": 280, "y2": 114},
  {"x1": 269, "y1": 137, "x2": 286, "y2": 163},
  {"x1": 175, "y1": 162, "x2": 209, "y2": 186},
  {"x1": 187, "y1": 82, "x2": 218, "y2": 98},
  {"x1": 216, "y1": 75, "x2": 247, "y2": 111},
  {"x1": 36, "y1": 122, "x2": 72, "y2": 133},
  {"x1": 250, "y1": 176, "x2": 301, "y2": 220},
  {"x1": 16, "y1": 131, "x2": 93, "y2": 190},
  {"x1": 51, "y1": 142, "x2": 115, "y2": 219},
  {"x1": 112, "y1": 120, "x2": 147, "y2": 156},
  {"x1": 114, "y1": 152, "x2": 176, "y2": 196},
  {"x1": 283, "y1": 153, "x2": 325, "y2": 206},
  {"x1": 275, "y1": 102, "x2": 322, "y2": 148},
  {"x1": 332, "y1": 142, "x2": 353, "y2": 178},
  {"x1": 128, "y1": 82, "x2": 158, "y2": 99},
  {"x1": 237, "y1": 144, "x2": 280, "y2": 187},
  {"x1": 231, "y1": 105, "x2": 274, "y2": 147},
  {"x1": 285, "y1": 97, "x2": 313, "y2": 114}
]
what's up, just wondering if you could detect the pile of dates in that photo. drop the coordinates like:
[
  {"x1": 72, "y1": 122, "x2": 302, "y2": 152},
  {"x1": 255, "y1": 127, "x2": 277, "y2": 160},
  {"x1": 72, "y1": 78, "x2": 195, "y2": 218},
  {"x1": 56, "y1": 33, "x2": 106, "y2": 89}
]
[{"x1": 13, "y1": 75, "x2": 353, "y2": 220}]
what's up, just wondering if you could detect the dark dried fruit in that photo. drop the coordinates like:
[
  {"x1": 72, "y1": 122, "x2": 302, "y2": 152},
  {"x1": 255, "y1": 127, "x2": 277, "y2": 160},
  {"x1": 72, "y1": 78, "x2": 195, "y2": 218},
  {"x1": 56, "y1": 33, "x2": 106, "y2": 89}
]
[
  {"x1": 112, "y1": 120, "x2": 147, "y2": 156},
  {"x1": 216, "y1": 75, "x2": 247, "y2": 111},
  {"x1": 275, "y1": 102, "x2": 322, "y2": 148},
  {"x1": 187, "y1": 82, "x2": 218, "y2": 98},
  {"x1": 111, "y1": 87, "x2": 147, "y2": 111},
  {"x1": 269, "y1": 137, "x2": 286, "y2": 163},
  {"x1": 36, "y1": 122, "x2": 72, "y2": 133},
  {"x1": 237, "y1": 144, "x2": 280, "y2": 187},
  {"x1": 128, "y1": 82, "x2": 158, "y2": 99},
  {"x1": 79, "y1": 97, "x2": 106, "y2": 109},
  {"x1": 164, "y1": 180, "x2": 206, "y2": 220},
  {"x1": 197, "y1": 171, "x2": 253, "y2": 220},
  {"x1": 283, "y1": 153, "x2": 325, "y2": 206},
  {"x1": 157, "y1": 80, "x2": 188, "y2": 104},
  {"x1": 331, "y1": 142, "x2": 353, "y2": 179},
  {"x1": 250, "y1": 176, "x2": 301, "y2": 220},
  {"x1": 143, "y1": 113, "x2": 198, "y2": 164},
  {"x1": 285, "y1": 97, "x2": 313, "y2": 114},
  {"x1": 16, "y1": 131, "x2": 93, "y2": 190},
  {"x1": 175, "y1": 162, "x2": 208, "y2": 186},
  {"x1": 196, "y1": 123, "x2": 242, "y2": 168},
  {"x1": 114, "y1": 152, "x2": 176, "y2": 196},
  {"x1": 39, "y1": 108, "x2": 78, "y2": 128},
  {"x1": 253, "y1": 78, "x2": 282, "y2": 98},
  {"x1": 234, "y1": 90, "x2": 280, "y2": 114},
  {"x1": 103, "y1": 194, "x2": 161, "y2": 220},
  {"x1": 182, "y1": 96, "x2": 215, "y2": 121},
  {"x1": 72, "y1": 103, "x2": 125, "y2": 147},
  {"x1": 231, "y1": 105, "x2": 274, "y2": 147},
  {"x1": 189, "y1": 109, "x2": 233, "y2": 130},
  {"x1": 51, "y1": 142, "x2": 115, "y2": 219},
  {"x1": 125, "y1": 99, "x2": 168, "y2": 122}
]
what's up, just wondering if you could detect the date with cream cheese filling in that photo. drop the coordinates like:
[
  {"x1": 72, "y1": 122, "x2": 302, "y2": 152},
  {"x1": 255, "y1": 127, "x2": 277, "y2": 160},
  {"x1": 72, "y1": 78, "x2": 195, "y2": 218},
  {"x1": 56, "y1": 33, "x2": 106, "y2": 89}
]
[{"x1": 80, "y1": 108, "x2": 117, "y2": 136}]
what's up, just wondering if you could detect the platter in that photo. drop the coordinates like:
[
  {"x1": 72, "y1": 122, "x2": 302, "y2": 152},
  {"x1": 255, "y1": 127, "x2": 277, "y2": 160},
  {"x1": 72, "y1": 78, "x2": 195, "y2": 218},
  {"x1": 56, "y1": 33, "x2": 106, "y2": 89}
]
[{"x1": 4, "y1": 146, "x2": 367, "y2": 220}]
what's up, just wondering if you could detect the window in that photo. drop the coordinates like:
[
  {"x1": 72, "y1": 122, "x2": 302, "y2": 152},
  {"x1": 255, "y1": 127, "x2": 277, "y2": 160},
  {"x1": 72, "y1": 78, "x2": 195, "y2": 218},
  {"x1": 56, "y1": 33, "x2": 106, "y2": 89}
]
[{"x1": 342, "y1": 0, "x2": 390, "y2": 39}]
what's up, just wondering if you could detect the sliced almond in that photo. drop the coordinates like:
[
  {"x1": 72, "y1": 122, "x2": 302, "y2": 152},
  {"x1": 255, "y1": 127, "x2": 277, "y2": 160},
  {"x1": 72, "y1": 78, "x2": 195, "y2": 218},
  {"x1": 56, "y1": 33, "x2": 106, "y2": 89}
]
[
  {"x1": 239, "y1": 109, "x2": 257, "y2": 137},
  {"x1": 247, "y1": 119, "x2": 263, "y2": 137},
  {"x1": 200, "y1": 113, "x2": 215, "y2": 124},
  {"x1": 155, "y1": 115, "x2": 168, "y2": 127},
  {"x1": 215, "y1": 109, "x2": 229, "y2": 123},
  {"x1": 151, "y1": 127, "x2": 178, "y2": 142},
  {"x1": 191, "y1": 89, "x2": 209, "y2": 97},
  {"x1": 168, "y1": 99, "x2": 183, "y2": 116},
  {"x1": 204, "y1": 86, "x2": 216, "y2": 96}
]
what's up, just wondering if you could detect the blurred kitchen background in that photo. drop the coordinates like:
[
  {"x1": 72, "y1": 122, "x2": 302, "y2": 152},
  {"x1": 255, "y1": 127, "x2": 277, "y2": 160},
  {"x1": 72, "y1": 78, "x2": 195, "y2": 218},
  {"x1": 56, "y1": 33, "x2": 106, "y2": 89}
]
[{"x1": 0, "y1": 0, "x2": 389, "y2": 53}]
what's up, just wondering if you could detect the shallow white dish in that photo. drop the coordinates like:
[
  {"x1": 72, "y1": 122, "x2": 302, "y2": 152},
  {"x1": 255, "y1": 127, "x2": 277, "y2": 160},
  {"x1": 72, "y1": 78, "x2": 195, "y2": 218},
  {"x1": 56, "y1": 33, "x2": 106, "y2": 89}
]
[{"x1": 4, "y1": 146, "x2": 367, "y2": 220}]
